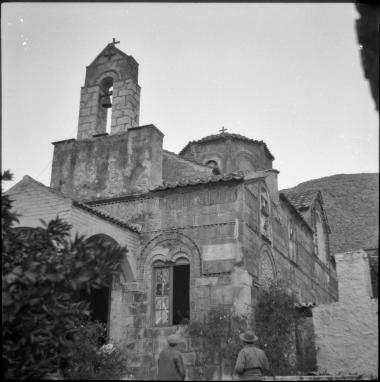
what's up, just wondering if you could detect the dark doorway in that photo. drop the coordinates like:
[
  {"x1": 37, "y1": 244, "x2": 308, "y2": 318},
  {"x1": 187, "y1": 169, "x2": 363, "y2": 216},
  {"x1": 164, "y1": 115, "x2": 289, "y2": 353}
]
[
  {"x1": 80, "y1": 286, "x2": 110, "y2": 324},
  {"x1": 172, "y1": 265, "x2": 190, "y2": 325},
  {"x1": 90, "y1": 287, "x2": 110, "y2": 324}
]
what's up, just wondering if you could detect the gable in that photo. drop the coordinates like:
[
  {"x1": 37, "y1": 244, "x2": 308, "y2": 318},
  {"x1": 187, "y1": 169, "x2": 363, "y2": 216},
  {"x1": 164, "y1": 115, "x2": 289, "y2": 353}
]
[
  {"x1": 89, "y1": 44, "x2": 130, "y2": 67},
  {"x1": 5, "y1": 175, "x2": 72, "y2": 228}
]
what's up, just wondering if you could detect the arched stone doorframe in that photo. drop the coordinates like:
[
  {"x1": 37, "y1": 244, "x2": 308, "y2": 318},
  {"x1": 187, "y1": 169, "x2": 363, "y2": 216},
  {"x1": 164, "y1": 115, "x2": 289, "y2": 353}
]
[
  {"x1": 84, "y1": 233, "x2": 135, "y2": 342},
  {"x1": 139, "y1": 231, "x2": 202, "y2": 326}
]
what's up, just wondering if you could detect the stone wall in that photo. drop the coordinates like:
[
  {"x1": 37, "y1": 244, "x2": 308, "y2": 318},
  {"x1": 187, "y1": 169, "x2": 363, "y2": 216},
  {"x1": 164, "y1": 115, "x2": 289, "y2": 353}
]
[
  {"x1": 312, "y1": 250, "x2": 378, "y2": 378},
  {"x1": 91, "y1": 178, "x2": 339, "y2": 379},
  {"x1": 242, "y1": 178, "x2": 338, "y2": 305},
  {"x1": 92, "y1": 181, "x2": 252, "y2": 379},
  {"x1": 51, "y1": 125, "x2": 163, "y2": 200}
]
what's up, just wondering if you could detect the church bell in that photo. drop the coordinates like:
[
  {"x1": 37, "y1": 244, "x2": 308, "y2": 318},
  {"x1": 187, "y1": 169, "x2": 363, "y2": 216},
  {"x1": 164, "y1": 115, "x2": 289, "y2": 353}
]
[{"x1": 100, "y1": 91, "x2": 112, "y2": 108}]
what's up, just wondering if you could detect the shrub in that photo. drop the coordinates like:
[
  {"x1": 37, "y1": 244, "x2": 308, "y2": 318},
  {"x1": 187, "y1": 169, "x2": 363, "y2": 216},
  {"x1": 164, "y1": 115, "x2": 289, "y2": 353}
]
[
  {"x1": 2, "y1": 171, "x2": 127, "y2": 380},
  {"x1": 255, "y1": 280, "x2": 298, "y2": 375},
  {"x1": 63, "y1": 320, "x2": 131, "y2": 380},
  {"x1": 188, "y1": 306, "x2": 251, "y2": 379}
]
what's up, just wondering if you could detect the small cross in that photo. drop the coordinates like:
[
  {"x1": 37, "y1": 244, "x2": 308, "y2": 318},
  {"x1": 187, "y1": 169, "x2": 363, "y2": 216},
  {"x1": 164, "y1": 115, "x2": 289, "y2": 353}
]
[
  {"x1": 111, "y1": 38, "x2": 120, "y2": 46},
  {"x1": 219, "y1": 126, "x2": 228, "y2": 134}
]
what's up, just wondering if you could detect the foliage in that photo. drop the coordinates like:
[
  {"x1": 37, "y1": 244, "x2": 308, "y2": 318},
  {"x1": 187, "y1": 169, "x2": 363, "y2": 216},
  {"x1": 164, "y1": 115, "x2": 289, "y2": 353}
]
[
  {"x1": 63, "y1": 320, "x2": 131, "y2": 380},
  {"x1": 188, "y1": 306, "x2": 251, "y2": 379},
  {"x1": 255, "y1": 280, "x2": 297, "y2": 375},
  {"x1": 2, "y1": 171, "x2": 127, "y2": 380}
]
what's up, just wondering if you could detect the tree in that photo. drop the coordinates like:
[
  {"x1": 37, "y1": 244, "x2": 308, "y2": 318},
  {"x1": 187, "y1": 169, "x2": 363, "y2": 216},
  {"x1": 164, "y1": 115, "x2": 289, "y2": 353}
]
[
  {"x1": 2, "y1": 171, "x2": 127, "y2": 380},
  {"x1": 255, "y1": 280, "x2": 298, "y2": 375},
  {"x1": 188, "y1": 306, "x2": 251, "y2": 380}
]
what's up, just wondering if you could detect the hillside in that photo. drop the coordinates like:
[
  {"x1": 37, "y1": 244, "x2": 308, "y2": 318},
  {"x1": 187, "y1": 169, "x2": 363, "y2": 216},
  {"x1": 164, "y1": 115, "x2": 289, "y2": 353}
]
[{"x1": 282, "y1": 173, "x2": 379, "y2": 255}]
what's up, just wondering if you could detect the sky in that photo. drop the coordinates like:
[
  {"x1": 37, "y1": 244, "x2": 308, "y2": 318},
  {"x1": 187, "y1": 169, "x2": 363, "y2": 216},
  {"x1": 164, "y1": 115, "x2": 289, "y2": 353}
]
[{"x1": 2, "y1": 3, "x2": 378, "y2": 191}]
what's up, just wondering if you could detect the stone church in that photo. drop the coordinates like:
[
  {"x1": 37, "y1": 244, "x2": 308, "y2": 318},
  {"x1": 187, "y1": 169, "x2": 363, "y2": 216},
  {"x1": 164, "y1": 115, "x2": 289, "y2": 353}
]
[{"x1": 6, "y1": 42, "x2": 338, "y2": 379}]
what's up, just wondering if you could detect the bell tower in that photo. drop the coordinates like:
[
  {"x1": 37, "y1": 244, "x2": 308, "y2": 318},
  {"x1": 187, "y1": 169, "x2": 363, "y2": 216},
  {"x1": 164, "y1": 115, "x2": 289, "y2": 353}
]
[{"x1": 77, "y1": 39, "x2": 140, "y2": 140}]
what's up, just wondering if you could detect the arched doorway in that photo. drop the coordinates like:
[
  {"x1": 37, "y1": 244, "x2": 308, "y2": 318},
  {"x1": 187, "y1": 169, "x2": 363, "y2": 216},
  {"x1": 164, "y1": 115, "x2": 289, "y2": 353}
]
[{"x1": 80, "y1": 234, "x2": 119, "y2": 338}]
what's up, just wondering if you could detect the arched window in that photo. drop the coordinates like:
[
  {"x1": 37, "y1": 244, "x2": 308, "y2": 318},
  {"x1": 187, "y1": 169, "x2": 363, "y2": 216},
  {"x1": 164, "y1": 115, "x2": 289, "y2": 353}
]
[
  {"x1": 153, "y1": 256, "x2": 190, "y2": 326},
  {"x1": 205, "y1": 160, "x2": 221, "y2": 175}
]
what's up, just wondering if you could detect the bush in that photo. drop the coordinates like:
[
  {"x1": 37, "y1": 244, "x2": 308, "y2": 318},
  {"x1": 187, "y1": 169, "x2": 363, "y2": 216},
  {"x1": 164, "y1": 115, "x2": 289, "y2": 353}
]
[
  {"x1": 188, "y1": 306, "x2": 251, "y2": 379},
  {"x1": 255, "y1": 280, "x2": 298, "y2": 375},
  {"x1": 2, "y1": 171, "x2": 128, "y2": 380},
  {"x1": 63, "y1": 320, "x2": 131, "y2": 380}
]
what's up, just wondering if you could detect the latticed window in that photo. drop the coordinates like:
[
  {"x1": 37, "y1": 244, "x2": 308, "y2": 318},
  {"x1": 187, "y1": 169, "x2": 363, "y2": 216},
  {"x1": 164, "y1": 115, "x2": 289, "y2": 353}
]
[{"x1": 153, "y1": 257, "x2": 190, "y2": 326}]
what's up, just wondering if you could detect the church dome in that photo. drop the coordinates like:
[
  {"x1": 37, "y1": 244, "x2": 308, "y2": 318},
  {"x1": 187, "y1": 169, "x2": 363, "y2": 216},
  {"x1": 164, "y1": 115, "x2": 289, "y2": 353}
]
[{"x1": 179, "y1": 131, "x2": 274, "y2": 174}]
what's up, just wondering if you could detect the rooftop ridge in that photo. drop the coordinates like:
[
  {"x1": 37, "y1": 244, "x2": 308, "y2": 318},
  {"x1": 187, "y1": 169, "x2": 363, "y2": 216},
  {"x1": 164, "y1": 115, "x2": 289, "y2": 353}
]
[{"x1": 178, "y1": 132, "x2": 275, "y2": 160}]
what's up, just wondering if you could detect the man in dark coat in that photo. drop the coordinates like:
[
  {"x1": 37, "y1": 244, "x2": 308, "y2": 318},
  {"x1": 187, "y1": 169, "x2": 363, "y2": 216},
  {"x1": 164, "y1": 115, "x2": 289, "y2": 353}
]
[
  {"x1": 157, "y1": 334, "x2": 186, "y2": 380},
  {"x1": 234, "y1": 330, "x2": 271, "y2": 380}
]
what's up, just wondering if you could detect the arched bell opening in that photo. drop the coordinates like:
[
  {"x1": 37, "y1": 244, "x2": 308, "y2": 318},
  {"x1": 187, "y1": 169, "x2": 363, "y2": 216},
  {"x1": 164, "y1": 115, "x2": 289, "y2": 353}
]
[{"x1": 99, "y1": 77, "x2": 114, "y2": 134}]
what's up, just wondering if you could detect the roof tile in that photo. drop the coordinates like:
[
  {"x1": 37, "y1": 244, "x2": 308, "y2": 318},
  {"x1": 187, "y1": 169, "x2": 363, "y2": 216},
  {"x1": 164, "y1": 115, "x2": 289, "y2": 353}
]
[{"x1": 152, "y1": 171, "x2": 246, "y2": 191}]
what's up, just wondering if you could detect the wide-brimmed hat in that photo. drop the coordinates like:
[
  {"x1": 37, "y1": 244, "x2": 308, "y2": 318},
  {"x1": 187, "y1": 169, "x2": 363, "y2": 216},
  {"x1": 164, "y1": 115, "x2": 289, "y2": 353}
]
[
  {"x1": 239, "y1": 330, "x2": 258, "y2": 343},
  {"x1": 167, "y1": 334, "x2": 184, "y2": 346}
]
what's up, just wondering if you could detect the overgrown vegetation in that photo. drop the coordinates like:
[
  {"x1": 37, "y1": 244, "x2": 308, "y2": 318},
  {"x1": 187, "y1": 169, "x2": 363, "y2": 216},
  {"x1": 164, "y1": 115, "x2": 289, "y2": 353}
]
[
  {"x1": 64, "y1": 321, "x2": 131, "y2": 380},
  {"x1": 255, "y1": 280, "x2": 298, "y2": 375},
  {"x1": 188, "y1": 283, "x2": 301, "y2": 378},
  {"x1": 2, "y1": 171, "x2": 130, "y2": 380},
  {"x1": 188, "y1": 306, "x2": 251, "y2": 379}
]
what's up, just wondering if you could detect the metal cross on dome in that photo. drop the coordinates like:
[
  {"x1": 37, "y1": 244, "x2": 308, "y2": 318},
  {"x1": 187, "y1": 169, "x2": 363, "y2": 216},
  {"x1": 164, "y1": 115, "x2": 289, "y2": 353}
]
[
  {"x1": 219, "y1": 126, "x2": 228, "y2": 134},
  {"x1": 103, "y1": 39, "x2": 120, "y2": 60}
]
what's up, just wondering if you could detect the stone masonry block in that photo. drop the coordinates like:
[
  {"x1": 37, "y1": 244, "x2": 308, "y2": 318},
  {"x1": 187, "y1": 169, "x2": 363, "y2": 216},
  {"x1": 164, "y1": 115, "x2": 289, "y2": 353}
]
[
  {"x1": 118, "y1": 89, "x2": 135, "y2": 96},
  {"x1": 193, "y1": 286, "x2": 210, "y2": 299},
  {"x1": 195, "y1": 277, "x2": 218, "y2": 287},
  {"x1": 117, "y1": 116, "x2": 132, "y2": 125},
  {"x1": 195, "y1": 298, "x2": 211, "y2": 311},
  {"x1": 183, "y1": 352, "x2": 196, "y2": 366},
  {"x1": 210, "y1": 285, "x2": 234, "y2": 305}
]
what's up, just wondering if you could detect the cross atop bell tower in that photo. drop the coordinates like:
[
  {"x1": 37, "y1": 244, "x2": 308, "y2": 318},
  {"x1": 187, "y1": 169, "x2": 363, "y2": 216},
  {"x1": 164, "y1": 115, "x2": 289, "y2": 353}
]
[{"x1": 77, "y1": 40, "x2": 140, "y2": 140}]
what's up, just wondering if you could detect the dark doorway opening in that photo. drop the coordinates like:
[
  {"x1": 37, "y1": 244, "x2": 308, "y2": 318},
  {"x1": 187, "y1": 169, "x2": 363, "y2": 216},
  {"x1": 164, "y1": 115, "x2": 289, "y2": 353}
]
[
  {"x1": 172, "y1": 265, "x2": 190, "y2": 325},
  {"x1": 88, "y1": 287, "x2": 110, "y2": 324},
  {"x1": 80, "y1": 286, "x2": 110, "y2": 345}
]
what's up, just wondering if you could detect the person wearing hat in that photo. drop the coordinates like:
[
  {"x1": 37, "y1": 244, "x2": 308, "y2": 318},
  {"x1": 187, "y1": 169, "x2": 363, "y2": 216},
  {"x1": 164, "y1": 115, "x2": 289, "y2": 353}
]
[
  {"x1": 157, "y1": 334, "x2": 186, "y2": 380},
  {"x1": 234, "y1": 330, "x2": 270, "y2": 380}
]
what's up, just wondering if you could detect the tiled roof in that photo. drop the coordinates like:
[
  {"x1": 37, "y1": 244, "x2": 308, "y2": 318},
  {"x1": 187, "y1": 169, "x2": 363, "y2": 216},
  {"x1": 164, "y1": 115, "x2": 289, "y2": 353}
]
[
  {"x1": 279, "y1": 192, "x2": 313, "y2": 232},
  {"x1": 7, "y1": 175, "x2": 141, "y2": 234},
  {"x1": 281, "y1": 189, "x2": 320, "y2": 210},
  {"x1": 179, "y1": 132, "x2": 275, "y2": 160},
  {"x1": 152, "y1": 171, "x2": 246, "y2": 191},
  {"x1": 163, "y1": 149, "x2": 211, "y2": 168},
  {"x1": 72, "y1": 200, "x2": 141, "y2": 233}
]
